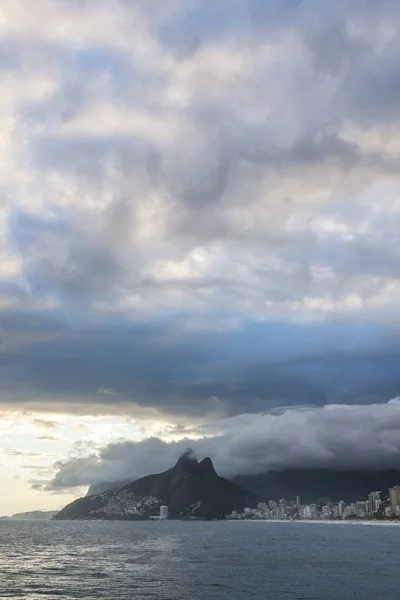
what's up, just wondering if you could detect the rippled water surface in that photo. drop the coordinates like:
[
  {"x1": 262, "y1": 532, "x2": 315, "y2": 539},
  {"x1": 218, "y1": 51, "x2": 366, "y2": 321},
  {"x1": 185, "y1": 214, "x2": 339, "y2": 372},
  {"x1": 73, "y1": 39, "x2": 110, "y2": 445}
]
[{"x1": 1, "y1": 520, "x2": 399, "y2": 599}]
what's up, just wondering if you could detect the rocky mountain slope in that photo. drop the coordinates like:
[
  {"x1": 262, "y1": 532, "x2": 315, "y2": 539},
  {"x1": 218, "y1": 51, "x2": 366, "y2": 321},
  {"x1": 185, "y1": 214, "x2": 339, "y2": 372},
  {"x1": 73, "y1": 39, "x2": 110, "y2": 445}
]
[{"x1": 55, "y1": 450, "x2": 257, "y2": 520}]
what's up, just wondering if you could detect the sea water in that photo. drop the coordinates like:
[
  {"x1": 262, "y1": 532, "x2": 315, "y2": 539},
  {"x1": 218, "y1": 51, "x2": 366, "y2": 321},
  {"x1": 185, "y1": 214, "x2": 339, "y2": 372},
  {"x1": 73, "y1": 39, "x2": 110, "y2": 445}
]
[{"x1": 0, "y1": 519, "x2": 398, "y2": 599}]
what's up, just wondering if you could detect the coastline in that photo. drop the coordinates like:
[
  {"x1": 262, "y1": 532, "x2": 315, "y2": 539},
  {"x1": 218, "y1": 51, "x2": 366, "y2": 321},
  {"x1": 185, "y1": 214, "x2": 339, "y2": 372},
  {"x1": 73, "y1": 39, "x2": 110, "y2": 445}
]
[{"x1": 238, "y1": 519, "x2": 400, "y2": 526}]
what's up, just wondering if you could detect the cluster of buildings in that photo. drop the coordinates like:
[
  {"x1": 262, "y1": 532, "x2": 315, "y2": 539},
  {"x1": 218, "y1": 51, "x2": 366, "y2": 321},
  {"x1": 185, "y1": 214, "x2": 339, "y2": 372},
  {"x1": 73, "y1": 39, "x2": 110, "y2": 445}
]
[
  {"x1": 83, "y1": 488, "x2": 170, "y2": 520},
  {"x1": 228, "y1": 486, "x2": 400, "y2": 521},
  {"x1": 88, "y1": 490, "x2": 162, "y2": 519}
]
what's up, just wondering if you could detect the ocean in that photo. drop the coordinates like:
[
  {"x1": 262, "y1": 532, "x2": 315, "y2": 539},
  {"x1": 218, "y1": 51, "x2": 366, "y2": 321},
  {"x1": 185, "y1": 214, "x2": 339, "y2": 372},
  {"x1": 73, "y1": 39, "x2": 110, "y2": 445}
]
[{"x1": 1, "y1": 519, "x2": 399, "y2": 599}]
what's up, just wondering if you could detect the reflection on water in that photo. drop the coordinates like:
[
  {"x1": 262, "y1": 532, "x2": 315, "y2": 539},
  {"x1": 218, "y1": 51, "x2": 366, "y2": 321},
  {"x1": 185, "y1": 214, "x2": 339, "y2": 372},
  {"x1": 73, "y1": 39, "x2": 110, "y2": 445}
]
[{"x1": 1, "y1": 520, "x2": 399, "y2": 599}]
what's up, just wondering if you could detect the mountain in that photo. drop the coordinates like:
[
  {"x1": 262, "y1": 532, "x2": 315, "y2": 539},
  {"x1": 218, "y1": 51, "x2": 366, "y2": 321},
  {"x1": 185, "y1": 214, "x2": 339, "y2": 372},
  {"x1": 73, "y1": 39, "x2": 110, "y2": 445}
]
[
  {"x1": 55, "y1": 449, "x2": 257, "y2": 520},
  {"x1": 233, "y1": 469, "x2": 400, "y2": 504},
  {"x1": 79, "y1": 466, "x2": 400, "y2": 514},
  {"x1": 10, "y1": 510, "x2": 58, "y2": 520}
]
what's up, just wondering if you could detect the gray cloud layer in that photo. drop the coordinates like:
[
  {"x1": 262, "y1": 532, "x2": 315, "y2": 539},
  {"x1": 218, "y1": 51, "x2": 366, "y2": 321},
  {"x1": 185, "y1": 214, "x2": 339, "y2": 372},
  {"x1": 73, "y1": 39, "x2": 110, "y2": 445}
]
[
  {"x1": 48, "y1": 399, "x2": 400, "y2": 489},
  {"x1": 0, "y1": 1, "x2": 400, "y2": 417}
]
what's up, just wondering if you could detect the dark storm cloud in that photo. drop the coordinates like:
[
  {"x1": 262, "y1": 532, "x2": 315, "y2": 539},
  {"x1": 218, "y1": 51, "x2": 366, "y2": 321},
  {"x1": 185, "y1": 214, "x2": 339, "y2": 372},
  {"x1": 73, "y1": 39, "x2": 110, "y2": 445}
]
[
  {"x1": 0, "y1": 0, "x2": 400, "y2": 419},
  {"x1": 1, "y1": 315, "x2": 400, "y2": 418},
  {"x1": 47, "y1": 400, "x2": 400, "y2": 489}
]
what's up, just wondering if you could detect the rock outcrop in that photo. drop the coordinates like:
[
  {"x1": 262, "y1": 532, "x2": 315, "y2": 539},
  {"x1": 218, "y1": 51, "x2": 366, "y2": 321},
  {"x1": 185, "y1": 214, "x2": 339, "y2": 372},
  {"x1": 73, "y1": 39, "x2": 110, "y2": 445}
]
[{"x1": 55, "y1": 449, "x2": 257, "y2": 520}]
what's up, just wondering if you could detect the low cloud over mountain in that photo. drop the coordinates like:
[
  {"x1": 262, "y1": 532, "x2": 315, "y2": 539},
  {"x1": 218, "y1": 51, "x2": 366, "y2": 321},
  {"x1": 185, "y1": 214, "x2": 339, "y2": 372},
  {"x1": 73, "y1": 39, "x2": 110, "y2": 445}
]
[{"x1": 47, "y1": 399, "x2": 400, "y2": 490}]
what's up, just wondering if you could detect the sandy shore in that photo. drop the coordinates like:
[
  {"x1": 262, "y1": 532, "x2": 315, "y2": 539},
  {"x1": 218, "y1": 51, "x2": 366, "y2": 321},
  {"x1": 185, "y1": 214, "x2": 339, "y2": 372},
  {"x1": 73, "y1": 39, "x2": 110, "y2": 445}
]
[{"x1": 240, "y1": 519, "x2": 400, "y2": 526}]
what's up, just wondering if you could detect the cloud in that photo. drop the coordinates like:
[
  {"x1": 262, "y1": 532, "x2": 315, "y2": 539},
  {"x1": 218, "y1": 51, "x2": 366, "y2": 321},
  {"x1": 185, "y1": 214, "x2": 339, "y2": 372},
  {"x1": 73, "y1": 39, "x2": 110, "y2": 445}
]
[
  {"x1": 0, "y1": 0, "x2": 399, "y2": 419},
  {"x1": 20, "y1": 465, "x2": 54, "y2": 471},
  {"x1": 30, "y1": 481, "x2": 45, "y2": 491},
  {"x1": 1, "y1": 316, "x2": 399, "y2": 419},
  {"x1": 47, "y1": 399, "x2": 400, "y2": 489},
  {"x1": 6, "y1": 449, "x2": 46, "y2": 457},
  {"x1": 32, "y1": 419, "x2": 60, "y2": 429}
]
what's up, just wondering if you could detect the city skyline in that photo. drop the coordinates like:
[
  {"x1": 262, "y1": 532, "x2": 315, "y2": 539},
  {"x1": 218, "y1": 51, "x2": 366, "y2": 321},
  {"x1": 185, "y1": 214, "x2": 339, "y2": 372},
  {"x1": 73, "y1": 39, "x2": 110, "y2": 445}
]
[{"x1": 230, "y1": 485, "x2": 400, "y2": 522}]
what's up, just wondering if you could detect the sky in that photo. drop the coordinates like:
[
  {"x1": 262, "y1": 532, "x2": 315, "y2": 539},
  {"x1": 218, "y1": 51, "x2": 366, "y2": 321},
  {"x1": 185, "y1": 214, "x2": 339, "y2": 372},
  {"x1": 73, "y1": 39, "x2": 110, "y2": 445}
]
[{"x1": 1, "y1": 0, "x2": 400, "y2": 515}]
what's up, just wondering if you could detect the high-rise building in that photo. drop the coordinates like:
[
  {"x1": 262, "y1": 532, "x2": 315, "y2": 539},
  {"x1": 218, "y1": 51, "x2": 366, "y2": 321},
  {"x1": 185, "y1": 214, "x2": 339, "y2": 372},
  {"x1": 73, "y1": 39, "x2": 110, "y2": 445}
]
[
  {"x1": 355, "y1": 501, "x2": 366, "y2": 518},
  {"x1": 160, "y1": 505, "x2": 168, "y2": 519},
  {"x1": 338, "y1": 501, "x2": 345, "y2": 517},
  {"x1": 368, "y1": 491, "x2": 381, "y2": 515},
  {"x1": 322, "y1": 505, "x2": 330, "y2": 519},
  {"x1": 344, "y1": 506, "x2": 353, "y2": 518},
  {"x1": 389, "y1": 486, "x2": 400, "y2": 516},
  {"x1": 277, "y1": 500, "x2": 287, "y2": 520}
]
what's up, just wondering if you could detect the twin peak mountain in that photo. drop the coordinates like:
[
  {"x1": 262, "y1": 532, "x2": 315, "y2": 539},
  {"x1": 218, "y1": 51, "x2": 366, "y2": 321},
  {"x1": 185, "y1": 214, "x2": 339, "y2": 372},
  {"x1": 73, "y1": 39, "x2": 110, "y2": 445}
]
[
  {"x1": 54, "y1": 449, "x2": 257, "y2": 520},
  {"x1": 55, "y1": 450, "x2": 400, "y2": 520}
]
